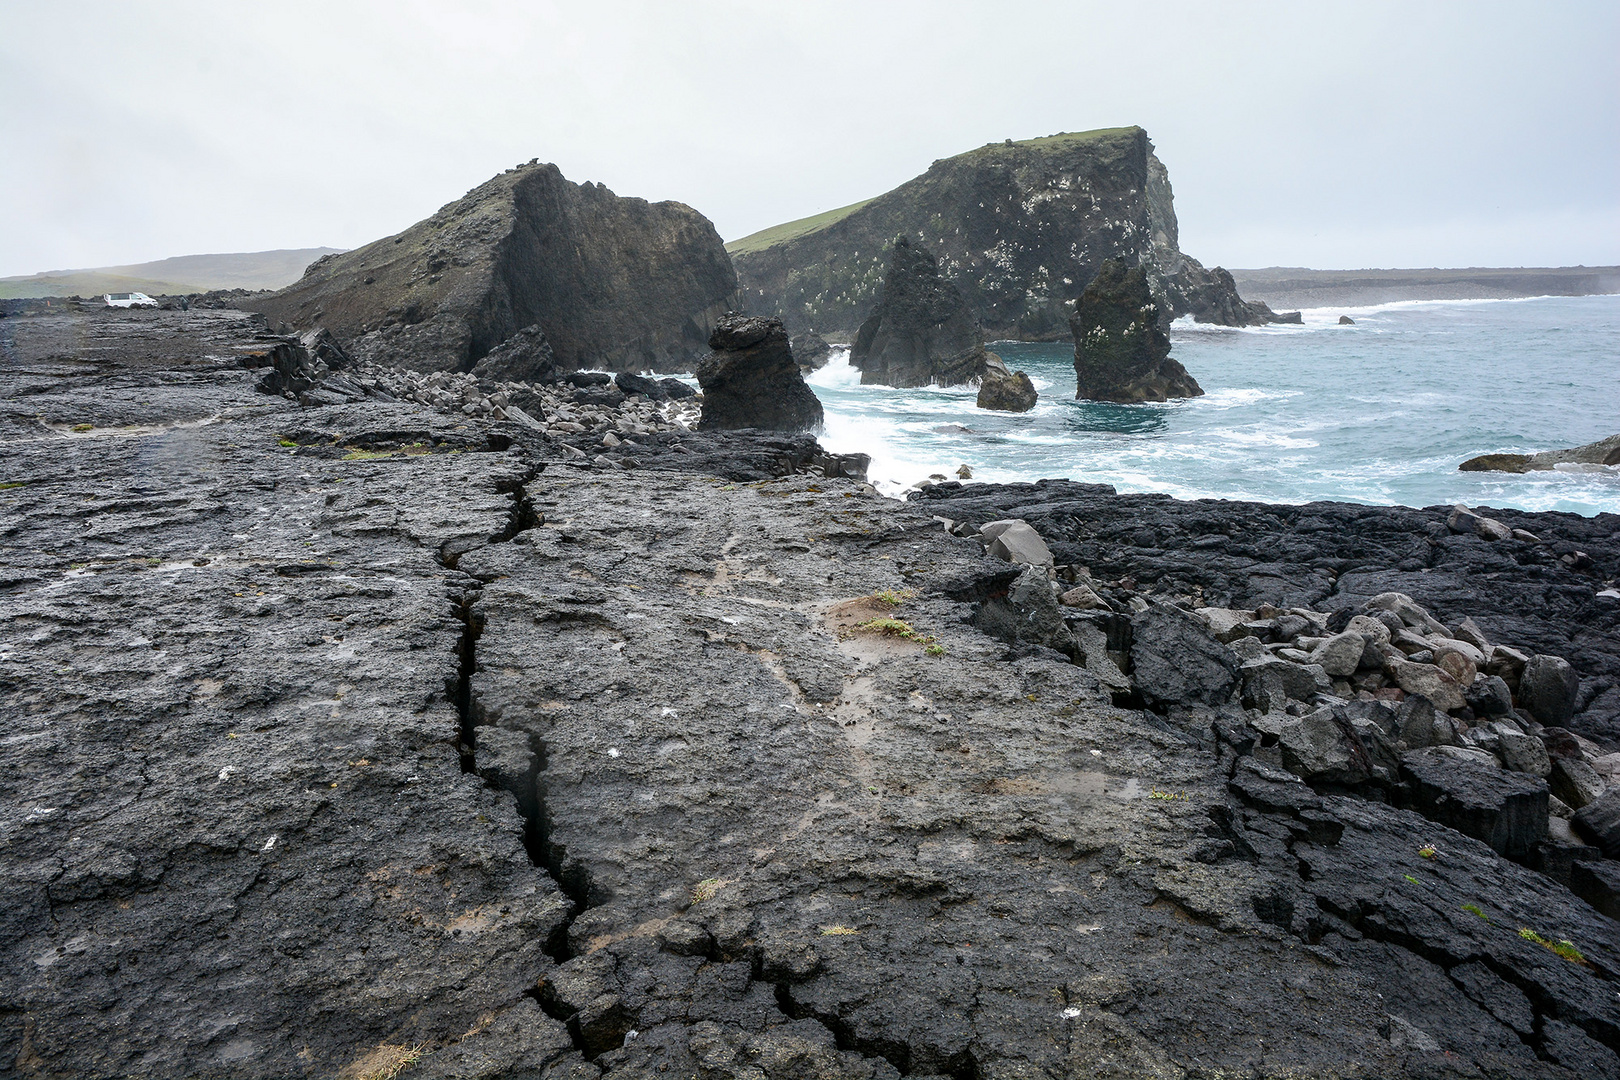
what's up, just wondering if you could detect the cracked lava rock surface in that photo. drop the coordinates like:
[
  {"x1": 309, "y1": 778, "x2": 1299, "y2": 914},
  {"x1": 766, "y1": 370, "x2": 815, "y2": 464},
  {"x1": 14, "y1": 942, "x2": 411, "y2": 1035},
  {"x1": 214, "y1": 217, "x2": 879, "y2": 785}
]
[{"x1": 2, "y1": 306, "x2": 1617, "y2": 1078}]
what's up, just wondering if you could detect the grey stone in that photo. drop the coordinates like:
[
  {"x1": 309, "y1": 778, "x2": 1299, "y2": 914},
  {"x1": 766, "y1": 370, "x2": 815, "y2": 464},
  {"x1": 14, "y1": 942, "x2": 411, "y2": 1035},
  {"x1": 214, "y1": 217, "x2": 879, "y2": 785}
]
[
  {"x1": 1495, "y1": 730, "x2": 1551, "y2": 777},
  {"x1": 1464, "y1": 674, "x2": 1514, "y2": 717},
  {"x1": 983, "y1": 519, "x2": 1055, "y2": 567},
  {"x1": 1385, "y1": 659, "x2": 1466, "y2": 713},
  {"x1": 1310, "y1": 631, "x2": 1366, "y2": 677},
  {"x1": 1550, "y1": 755, "x2": 1608, "y2": 810},
  {"x1": 1446, "y1": 504, "x2": 1512, "y2": 541}
]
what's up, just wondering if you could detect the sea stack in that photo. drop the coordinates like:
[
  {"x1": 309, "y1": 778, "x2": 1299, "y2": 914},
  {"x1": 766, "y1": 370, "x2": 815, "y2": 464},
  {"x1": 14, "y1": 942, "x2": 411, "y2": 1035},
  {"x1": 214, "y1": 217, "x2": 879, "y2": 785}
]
[
  {"x1": 728, "y1": 126, "x2": 1282, "y2": 339},
  {"x1": 252, "y1": 161, "x2": 738, "y2": 374},
  {"x1": 849, "y1": 237, "x2": 988, "y2": 388},
  {"x1": 696, "y1": 313, "x2": 824, "y2": 431},
  {"x1": 1071, "y1": 259, "x2": 1203, "y2": 403}
]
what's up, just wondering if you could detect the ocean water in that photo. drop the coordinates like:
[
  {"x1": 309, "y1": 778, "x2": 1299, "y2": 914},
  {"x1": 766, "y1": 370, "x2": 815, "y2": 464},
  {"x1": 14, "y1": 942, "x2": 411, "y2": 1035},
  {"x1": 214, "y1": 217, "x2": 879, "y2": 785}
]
[{"x1": 806, "y1": 294, "x2": 1620, "y2": 515}]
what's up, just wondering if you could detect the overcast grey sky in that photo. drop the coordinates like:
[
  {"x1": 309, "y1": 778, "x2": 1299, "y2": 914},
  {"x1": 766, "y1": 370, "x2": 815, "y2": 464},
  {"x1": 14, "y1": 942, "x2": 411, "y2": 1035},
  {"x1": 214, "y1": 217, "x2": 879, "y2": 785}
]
[{"x1": 2, "y1": 0, "x2": 1616, "y2": 278}]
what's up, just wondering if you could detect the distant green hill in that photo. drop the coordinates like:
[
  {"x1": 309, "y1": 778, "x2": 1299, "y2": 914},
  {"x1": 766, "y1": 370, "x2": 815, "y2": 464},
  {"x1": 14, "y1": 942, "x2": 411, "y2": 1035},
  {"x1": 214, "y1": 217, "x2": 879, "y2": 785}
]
[{"x1": 0, "y1": 248, "x2": 344, "y2": 299}]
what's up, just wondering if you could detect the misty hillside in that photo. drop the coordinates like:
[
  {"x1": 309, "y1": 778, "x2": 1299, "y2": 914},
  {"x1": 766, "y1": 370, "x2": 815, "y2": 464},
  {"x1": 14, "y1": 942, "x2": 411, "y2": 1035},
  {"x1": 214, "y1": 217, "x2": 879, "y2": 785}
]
[{"x1": 0, "y1": 247, "x2": 344, "y2": 299}]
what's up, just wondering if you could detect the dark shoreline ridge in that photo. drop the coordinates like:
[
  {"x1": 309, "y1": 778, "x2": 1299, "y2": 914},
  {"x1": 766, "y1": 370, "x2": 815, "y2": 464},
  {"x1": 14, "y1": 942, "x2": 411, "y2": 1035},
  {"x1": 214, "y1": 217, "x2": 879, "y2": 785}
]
[
  {"x1": 3, "y1": 303, "x2": 1618, "y2": 1077},
  {"x1": 1229, "y1": 265, "x2": 1620, "y2": 310}
]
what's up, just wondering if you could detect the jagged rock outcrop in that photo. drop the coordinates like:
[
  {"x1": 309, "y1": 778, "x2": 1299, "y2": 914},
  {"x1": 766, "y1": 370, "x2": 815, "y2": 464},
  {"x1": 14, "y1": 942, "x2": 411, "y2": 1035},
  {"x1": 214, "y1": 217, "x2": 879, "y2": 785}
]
[
  {"x1": 696, "y1": 313, "x2": 824, "y2": 431},
  {"x1": 975, "y1": 354, "x2": 1037, "y2": 411},
  {"x1": 848, "y1": 238, "x2": 988, "y2": 387},
  {"x1": 1461, "y1": 433, "x2": 1620, "y2": 474},
  {"x1": 1072, "y1": 259, "x2": 1204, "y2": 402},
  {"x1": 252, "y1": 161, "x2": 738, "y2": 374},
  {"x1": 729, "y1": 126, "x2": 1277, "y2": 339}
]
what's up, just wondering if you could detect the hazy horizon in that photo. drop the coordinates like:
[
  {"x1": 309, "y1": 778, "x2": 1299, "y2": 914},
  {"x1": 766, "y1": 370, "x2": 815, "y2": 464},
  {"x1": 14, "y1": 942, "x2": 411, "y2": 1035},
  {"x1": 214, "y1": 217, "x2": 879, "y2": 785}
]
[{"x1": 2, "y1": 1, "x2": 1616, "y2": 279}]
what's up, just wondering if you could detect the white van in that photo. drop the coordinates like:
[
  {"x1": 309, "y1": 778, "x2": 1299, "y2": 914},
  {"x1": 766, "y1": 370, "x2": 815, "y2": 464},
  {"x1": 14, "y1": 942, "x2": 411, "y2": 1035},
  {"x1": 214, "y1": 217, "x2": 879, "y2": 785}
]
[{"x1": 105, "y1": 292, "x2": 158, "y2": 308}]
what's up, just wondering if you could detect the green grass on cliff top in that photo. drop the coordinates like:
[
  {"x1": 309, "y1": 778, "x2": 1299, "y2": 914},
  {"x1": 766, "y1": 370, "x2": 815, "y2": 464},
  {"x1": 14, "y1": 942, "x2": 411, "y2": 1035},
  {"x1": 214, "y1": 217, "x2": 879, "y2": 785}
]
[{"x1": 724, "y1": 126, "x2": 1140, "y2": 256}]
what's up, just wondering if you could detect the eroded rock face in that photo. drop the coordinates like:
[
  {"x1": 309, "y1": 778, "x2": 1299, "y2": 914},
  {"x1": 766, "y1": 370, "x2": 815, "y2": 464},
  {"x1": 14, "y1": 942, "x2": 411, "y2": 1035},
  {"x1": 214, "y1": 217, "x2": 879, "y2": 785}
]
[
  {"x1": 849, "y1": 238, "x2": 988, "y2": 388},
  {"x1": 975, "y1": 354, "x2": 1037, "y2": 412},
  {"x1": 252, "y1": 161, "x2": 738, "y2": 373},
  {"x1": 696, "y1": 313, "x2": 824, "y2": 432},
  {"x1": 1071, "y1": 260, "x2": 1204, "y2": 402},
  {"x1": 790, "y1": 328, "x2": 832, "y2": 372},
  {"x1": 730, "y1": 126, "x2": 1278, "y2": 339}
]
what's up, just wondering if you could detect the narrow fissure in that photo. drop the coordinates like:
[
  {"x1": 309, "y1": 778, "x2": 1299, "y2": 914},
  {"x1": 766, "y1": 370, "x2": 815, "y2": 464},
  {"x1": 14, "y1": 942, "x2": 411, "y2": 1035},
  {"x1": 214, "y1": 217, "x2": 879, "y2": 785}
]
[{"x1": 440, "y1": 464, "x2": 600, "y2": 1062}]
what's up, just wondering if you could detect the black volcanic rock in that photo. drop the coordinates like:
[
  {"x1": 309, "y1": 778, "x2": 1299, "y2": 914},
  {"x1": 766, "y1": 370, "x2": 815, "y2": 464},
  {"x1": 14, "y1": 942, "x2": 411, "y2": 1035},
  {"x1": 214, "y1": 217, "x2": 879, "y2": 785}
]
[
  {"x1": 469, "y1": 324, "x2": 558, "y2": 383},
  {"x1": 729, "y1": 126, "x2": 1277, "y2": 339},
  {"x1": 1071, "y1": 259, "x2": 1204, "y2": 402},
  {"x1": 975, "y1": 354, "x2": 1037, "y2": 412},
  {"x1": 848, "y1": 237, "x2": 988, "y2": 388},
  {"x1": 252, "y1": 161, "x2": 737, "y2": 374},
  {"x1": 696, "y1": 313, "x2": 824, "y2": 431},
  {"x1": 789, "y1": 328, "x2": 832, "y2": 372}
]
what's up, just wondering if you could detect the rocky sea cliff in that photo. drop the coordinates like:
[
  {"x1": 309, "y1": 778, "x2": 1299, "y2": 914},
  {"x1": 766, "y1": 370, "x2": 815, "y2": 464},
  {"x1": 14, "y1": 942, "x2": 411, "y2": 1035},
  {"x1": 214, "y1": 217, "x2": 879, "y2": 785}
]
[{"x1": 2, "y1": 301, "x2": 1617, "y2": 1078}]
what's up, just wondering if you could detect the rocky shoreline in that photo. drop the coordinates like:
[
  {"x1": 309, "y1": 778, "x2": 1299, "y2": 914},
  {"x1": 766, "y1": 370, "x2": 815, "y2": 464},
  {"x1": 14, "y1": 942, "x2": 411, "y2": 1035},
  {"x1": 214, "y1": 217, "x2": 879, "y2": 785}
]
[{"x1": 3, "y1": 304, "x2": 1618, "y2": 1078}]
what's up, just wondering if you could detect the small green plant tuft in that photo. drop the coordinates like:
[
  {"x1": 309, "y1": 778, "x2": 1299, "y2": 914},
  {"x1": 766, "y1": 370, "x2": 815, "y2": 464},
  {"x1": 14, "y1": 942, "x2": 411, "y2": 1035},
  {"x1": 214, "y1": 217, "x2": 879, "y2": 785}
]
[
  {"x1": 1403, "y1": 874, "x2": 1422, "y2": 885},
  {"x1": 820, "y1": 925, "x2": 859, "y2": 936},
  {"x1": 854, "y1": 617, "x2": 943, "y2": 655},
  {"x1": 1519, "y1": 927, "x2": 1589, "y2": 965},
  {"x1": 1418, "y1": 845, "x2": 1438, "y2": 859},
  {"x1": 691, "y1": 878, "x2": 722, "y2": 904},
  {"x1": 1149, "y1": 788, "x2": 1190, "y2": 801},
  {"x1": 71, "y1": 423, "x2": 92, "y2": 433},
  {"x1": 277, "y1": 438, "x2": 297, "y2": 447},
  {"x1": 872, "y1": 588, "x2": 915, "y2": 607},
  {"x1": 1461, "y1": 903, "x2": 1489, "y2": 922}
]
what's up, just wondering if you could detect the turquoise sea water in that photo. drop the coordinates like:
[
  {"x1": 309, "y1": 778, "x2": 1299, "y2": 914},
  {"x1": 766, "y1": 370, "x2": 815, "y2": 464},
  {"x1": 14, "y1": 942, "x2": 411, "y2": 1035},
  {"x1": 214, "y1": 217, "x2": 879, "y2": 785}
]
[{"x1": 807, "y1": 294, "x2": 1620, "y2": 515}]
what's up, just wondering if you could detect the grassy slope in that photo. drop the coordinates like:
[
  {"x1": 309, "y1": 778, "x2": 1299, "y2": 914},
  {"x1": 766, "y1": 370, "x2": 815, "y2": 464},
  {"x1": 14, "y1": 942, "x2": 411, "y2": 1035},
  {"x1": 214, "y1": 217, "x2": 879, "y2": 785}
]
[
  {"x1": 724, "y1": 127, "x2": 1138, "y2": 256},
  {"x1": 0, "y1": 248, "x2": 343, "y2": 299}
]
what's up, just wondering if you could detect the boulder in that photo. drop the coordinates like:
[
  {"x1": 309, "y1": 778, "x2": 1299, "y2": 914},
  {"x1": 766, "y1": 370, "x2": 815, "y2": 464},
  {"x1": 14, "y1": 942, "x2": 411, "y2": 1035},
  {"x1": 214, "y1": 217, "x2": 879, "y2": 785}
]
[
  {"x1": 1446, "y1": 504, "x2": 1512, "y2": 541},
  {"x1": 980, "y1": 520, "x2": 1054, "y2": 567},
  {"x1": 1568, "y1": 858, "x2": 1620, "y2": 919},
  {"x1": 789, "y1": 329, "x2": 832, "y2": 372},
  {"x1": 1058, "y1": 581, "x2": 1107, "y2": 610},
  {"x1": 252, "y1": 161, "x2": 737, "y2": 373},
  {"x1": 972, "y1": 565, "x2": 1076, "y2": 658},
  {"x1": 1385, "y1": 659, "x2": 1466, "y2": 713},
  {"x1": 1572, "y1": 789, "x2": 1620, "y2": 857},
  {"x1": 1364, "y1": 592, "x2": 1448, "y2": 635},
  {"x1": 1519, "y1": 654, "x2": 1579, "y2": 724},
  {"x1": 469, "y1": 325, "x2": 559, "y2": 383},
  {"x1": 849, "y1": 237, "x2": 988, "y2": 388},
  {"x1": 1071, "y1": 260, "x2": 1203, "y2": 403},
  {"x1": 658, "y1": 377, "x2": 697, "y2": 400},
  {"x1": 1195, "y1": 607, "x2": 1257, "y2": 643},
  {"x1": 611, "y1": 371, "x2": 667, "y2": 399},
  {"x1": 1130, "y1": 602, "x2": 1239, "y2": 707},
  {"x1": 1495, "y1": 730, "x2": 1551, "y2": 777},
  {"x1": 1241, "y1": 655, "x2": 1321, "y2": 712},
  {"x1": 1310, "y1": 632, "x2": 1365, "y2": 678},
  {"x1": 1338, "y1": 315, "x2": 1355, "y2": 325},
  {"x1": 1400, "y1": 748, "x2": 1549, "y2": 859},
  {"x1": 1344, "y1": 614, "x2": 1391, "y2": 646},
  {"x1": 1278, "y1": 707, "x2": 1398, "y2": 786},
  {"x1": 1464, "y1": 674, "x2": 1514, "y2": 717},
  {"x1": 695, "y1": 314, "x2": 824, "y2": 432},
  {"x1": 1549, "y1": 756, "x2": 1607, "y2": 810},
  {"x1": 975, "y1": 354, "x2": 1038, "y2": 412}
]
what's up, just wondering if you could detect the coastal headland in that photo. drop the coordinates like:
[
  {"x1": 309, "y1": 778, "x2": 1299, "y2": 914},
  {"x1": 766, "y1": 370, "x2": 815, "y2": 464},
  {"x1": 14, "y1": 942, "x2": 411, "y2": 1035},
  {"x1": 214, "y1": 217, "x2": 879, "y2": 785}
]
[{"x1": 3, "y1": 302, "x2": 1617, "y2": 1078}]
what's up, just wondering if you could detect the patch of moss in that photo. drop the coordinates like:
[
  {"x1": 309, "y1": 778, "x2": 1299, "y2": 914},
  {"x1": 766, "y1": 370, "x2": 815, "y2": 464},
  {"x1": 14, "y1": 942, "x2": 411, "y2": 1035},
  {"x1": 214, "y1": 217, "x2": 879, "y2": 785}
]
[
  {"x1": 0, "y1": 481, "x2": 28, "y2": 490},
  {"x1": 872, "y1": 589, "x2": 915, "y2": 607},
  {"x1": 1462, "y1": 904, "x2": 1489, "y2": 922},
  {"x1": 1519, "y1": 928, "x2": 1587, "y2": 965},
  {"x1": 71, "y1": 423, "x2": 92, "y2": 433},
  {"x1": 691, "y1": 878, "x2": 723, "y2": 904}
]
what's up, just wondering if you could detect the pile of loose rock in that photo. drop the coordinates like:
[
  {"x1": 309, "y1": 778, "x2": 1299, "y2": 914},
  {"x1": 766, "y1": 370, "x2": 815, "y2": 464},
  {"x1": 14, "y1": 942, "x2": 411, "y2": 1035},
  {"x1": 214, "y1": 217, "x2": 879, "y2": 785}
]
[{"x1": 946, "y1": 511, "x2": 1620, "y2": 915}]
